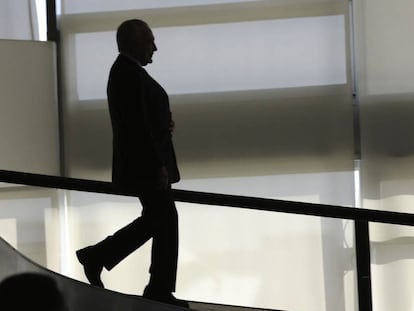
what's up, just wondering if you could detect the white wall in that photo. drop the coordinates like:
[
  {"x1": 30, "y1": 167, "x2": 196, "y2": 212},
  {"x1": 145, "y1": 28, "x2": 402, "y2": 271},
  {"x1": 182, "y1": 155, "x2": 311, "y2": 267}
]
[{"x1": 0, "y1": 40, "x2": 60, "y2": 175}]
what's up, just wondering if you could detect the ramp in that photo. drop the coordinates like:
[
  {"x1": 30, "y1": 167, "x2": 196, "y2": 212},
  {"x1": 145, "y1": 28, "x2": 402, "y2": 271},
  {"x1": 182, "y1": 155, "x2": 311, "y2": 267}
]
[{"x1": 0, "y1": 237, "x2": 283, "y2": 311}]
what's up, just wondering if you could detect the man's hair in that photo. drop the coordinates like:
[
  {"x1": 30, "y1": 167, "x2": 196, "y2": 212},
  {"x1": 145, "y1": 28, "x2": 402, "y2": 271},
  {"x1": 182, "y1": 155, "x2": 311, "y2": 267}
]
[{"x1": 116, "y1": 19, "x2": 149, "y2": 53}]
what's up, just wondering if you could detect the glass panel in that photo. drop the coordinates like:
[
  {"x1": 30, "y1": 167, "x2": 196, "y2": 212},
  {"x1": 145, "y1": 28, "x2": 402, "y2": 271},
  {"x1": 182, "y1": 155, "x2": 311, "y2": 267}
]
[
  {"x1": 62, "y1": 0, "x2": 276, "y2": 14},
  {"x1": 355, "y1": 0, "x2": 414, "y2": 213},
  {"x1": 354, "y1": 0, "x2": 414, "y2": 96},
  {"x1": 370, "y1": 222, "x2": 414, "y2": 311},
  {"x1": 0, "y1": 0, "x2": 32, "y2": 40},
  {"x1": 177, "y1": 202, "x2": 356, "y2": 311},
  {"x1": 74, "y1": 16, "x2": 347, "y2": 100},
  {"x1": 0, "y1": 0, "x2": 47, "y2": 41},
  {"x1": 0, "y1": 184, "x2": 357, "y2": 311},
  {"x1": 177, "y1": 172, "x2": 355, "y2": 206},
  {"x1": 62, "y1": 13, "x2": 354, "y2": 188},
  {"x1": 0, "y1": 185, "x2": 61, "y2": 269}
]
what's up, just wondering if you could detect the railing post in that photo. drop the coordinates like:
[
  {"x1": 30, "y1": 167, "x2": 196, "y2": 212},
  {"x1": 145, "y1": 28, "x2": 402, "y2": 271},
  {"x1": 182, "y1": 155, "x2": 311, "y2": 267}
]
[
  {"x1": 46, "y1": 0, "x2": 65, "y2": 176},
  {"x1": 355, "y1": 220, "x2": 373, "y2": 311}
]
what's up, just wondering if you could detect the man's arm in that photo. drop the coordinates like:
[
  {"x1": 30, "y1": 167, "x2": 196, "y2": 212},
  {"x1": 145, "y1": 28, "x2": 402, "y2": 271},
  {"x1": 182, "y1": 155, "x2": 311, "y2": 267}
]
[{"x1": 110, "y1": 64, "x2": 166, "y2": 184}]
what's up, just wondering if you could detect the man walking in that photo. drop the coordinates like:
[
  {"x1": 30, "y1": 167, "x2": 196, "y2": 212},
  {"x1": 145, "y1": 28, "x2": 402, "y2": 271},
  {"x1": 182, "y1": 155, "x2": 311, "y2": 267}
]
[{"x1": 76, "y1": 19, "x2": 188, "y2": 308}]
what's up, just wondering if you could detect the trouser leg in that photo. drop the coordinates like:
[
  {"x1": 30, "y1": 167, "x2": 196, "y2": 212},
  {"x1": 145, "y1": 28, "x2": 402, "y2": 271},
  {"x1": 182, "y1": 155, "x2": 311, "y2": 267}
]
[
  {"x1": 92, "y1": 187, "x2": 179, "y2": 292},
  {"x1": 143, "y1": 189, "x2": 178, "y2": 292},
  {"x1": 98, "y1": 215, "x2": 152, "y2": 271}
]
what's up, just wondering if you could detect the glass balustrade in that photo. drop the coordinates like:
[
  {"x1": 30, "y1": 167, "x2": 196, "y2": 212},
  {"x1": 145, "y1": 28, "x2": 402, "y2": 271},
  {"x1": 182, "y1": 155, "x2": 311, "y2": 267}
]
[{"x1": 0, "y1": 183, "x2": 357, "y2": 311}]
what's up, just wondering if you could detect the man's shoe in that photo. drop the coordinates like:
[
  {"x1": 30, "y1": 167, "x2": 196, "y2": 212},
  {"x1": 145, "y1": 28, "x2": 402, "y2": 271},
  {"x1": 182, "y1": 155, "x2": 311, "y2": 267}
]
[
  {"x1": 143, "y1": 287, "x2": 189, "y2": 308},
  {"x1": 76, "y1": 246, "x2": 104, "y2": 288}
]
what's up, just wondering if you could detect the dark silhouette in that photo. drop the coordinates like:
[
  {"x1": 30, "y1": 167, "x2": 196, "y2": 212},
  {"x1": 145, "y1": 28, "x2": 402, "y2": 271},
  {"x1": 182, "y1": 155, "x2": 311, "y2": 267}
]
[
  {"x1": 0, "y1": 272, "x2": 67, "y2": 311},
  {"x1": 75, "y1": 19, "x2": 188, "y2": 308}
]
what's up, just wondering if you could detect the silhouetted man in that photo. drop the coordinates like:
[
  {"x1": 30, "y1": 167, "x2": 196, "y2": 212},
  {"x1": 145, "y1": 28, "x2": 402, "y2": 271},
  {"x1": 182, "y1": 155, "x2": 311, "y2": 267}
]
[{"x1": 76, "y1": 19, "x2": 188, "y2": 308}]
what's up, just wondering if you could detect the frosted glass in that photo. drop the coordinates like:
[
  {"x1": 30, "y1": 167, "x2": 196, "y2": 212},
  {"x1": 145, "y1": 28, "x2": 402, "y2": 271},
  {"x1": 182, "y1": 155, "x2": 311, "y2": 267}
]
[
  {"x1": 355, "y1": 1, "x2": 414, "y2": 310},
  {"x1": 370, "y1": 223, "x2": 414, "y2": 311},
  {"x1": 176, "y1": 172, "x2": 355, "y2": 207},
  {"x1": 355, "y1": 0, "x2": 414, "y2": 209},
  {"x1": 63, "y1": 0, "x2": 264, "y2": 14},
  {"x1": 62, "y1": 90, "x2": 354, "y2": 181},
  {"x1": 62, "y1": 6, "x2": 353, "y2": 182},
  {"x1": 0, "y1": 0, "x2": 46, "y2": 41},
  {"x1": 0, "y1": 0, "x2": 32, "y2": 40},
  {"x1": 0, "y1": 219, "x2": 17, "y2": 248},
  {"x1": 0, "y1": 188, "x2": 58, "y2": 267},
  {"x1": 0, "y1": 182, "x2": 356, "y2": 310},
  {"x1": 0, "y1": 186, "x2": 357, "y2": 311},
  {"x1": 62, "y1": 189, "x2": 356, "y2": 311},
  {"x1": 74, "y1": 15, "x2": 347, "y2": 100},
  {"x1": 355, "y1": 0, "x2": 414, "y2": 96},
  {"x1": 152, "y1": 16, "x2": 347, "y2": 95}
]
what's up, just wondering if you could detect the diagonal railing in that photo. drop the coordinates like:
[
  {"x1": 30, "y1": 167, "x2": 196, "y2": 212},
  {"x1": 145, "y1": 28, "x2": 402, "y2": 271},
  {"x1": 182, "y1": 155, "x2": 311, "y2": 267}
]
[
  {"x1": 1, "y1": 169, "x2": 413, "y2": 226},
  {"x1": 1, "y1": 169, "x2": 413, "y2": 311}
]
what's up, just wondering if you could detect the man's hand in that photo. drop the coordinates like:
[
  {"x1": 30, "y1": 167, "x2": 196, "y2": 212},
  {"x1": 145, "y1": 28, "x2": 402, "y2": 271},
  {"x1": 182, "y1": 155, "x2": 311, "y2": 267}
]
[
  {"x1": 158, "y1": 166, "x2": 169, "y2": 190},
  {"x1": 169, "y1": 120, "x2": 175, "y2": 134}
]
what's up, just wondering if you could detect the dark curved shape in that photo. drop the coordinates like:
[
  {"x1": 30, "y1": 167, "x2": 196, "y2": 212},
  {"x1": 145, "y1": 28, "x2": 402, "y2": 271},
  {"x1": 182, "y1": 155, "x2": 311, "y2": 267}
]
[{"x1": 0, "y1": 237, "x2": 283, "y2": 311}]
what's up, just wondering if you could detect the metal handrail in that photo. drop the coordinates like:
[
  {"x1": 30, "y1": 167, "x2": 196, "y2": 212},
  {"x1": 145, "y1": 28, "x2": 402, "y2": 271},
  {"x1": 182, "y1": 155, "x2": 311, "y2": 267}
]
[{"x1": 0, "y1": 169, "x2": 413, "y2": 226}]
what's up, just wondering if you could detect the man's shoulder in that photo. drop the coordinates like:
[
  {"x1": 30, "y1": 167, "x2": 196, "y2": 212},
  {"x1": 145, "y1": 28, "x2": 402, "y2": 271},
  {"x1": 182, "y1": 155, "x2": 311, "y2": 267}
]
[
  {"x1": 109, "y1": 55, "x2": 146, "y2": 80},
  {"x1": 113, "y1": 54, "x2": 145, "y2": 70}
]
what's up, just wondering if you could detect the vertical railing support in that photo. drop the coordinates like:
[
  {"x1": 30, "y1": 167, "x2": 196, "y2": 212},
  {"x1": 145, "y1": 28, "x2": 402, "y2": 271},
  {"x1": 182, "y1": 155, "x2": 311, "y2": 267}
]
[
  {"x1": 355, "y1": 220, "x2": 373, "y2": 311},
  {"x1": 46, "y1": 0, "x2": 59, "y2": 42},
  {"x1": 46, "y1": 0, "x2": 65, "y2": 176}
]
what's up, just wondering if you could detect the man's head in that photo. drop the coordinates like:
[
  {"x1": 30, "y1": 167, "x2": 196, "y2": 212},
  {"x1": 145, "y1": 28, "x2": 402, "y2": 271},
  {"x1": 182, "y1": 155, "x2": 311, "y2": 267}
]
[{"x1": 116, "y1": 19, "x2": 157, "y2": 66}]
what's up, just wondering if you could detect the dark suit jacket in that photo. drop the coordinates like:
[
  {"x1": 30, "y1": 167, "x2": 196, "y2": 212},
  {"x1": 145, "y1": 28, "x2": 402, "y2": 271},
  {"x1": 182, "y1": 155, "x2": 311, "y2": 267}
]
[{"x1": 107, "y1": 54, "x2": 180, "y2": 190}]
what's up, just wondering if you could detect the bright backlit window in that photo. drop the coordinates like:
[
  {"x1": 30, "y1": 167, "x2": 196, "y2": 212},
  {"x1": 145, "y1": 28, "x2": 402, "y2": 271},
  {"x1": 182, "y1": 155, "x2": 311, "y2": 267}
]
[{"x1": 75, "y1": 15, "x2": 347, "y2": 100}]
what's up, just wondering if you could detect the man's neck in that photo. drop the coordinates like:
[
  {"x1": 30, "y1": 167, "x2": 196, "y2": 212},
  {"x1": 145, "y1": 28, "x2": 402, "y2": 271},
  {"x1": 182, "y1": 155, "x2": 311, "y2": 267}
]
[{"x1": 120, "y1": 52, "x2": 142, "y2": 67}]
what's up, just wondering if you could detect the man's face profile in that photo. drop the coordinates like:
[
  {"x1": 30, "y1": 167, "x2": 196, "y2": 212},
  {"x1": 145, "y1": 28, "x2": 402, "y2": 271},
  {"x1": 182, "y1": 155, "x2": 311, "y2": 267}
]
[{"x1": 133, "y1": 26, "x2": 157, "y2": 66}]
